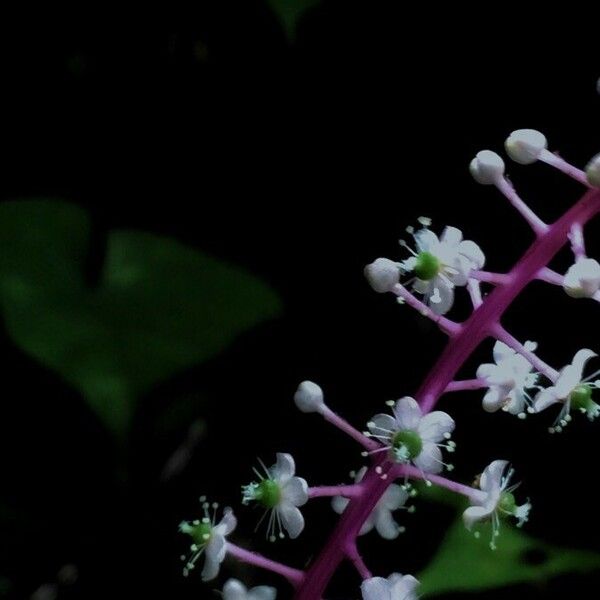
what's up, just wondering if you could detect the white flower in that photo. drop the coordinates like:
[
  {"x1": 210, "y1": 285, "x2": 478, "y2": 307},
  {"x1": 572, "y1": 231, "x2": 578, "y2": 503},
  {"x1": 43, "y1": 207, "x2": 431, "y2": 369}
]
[
  {"x1": 533, "y1": 349, "x2": 600, "y2": 429},
  {"x1": 361, "y1": 573, "x2": 419, "y2": 600},
  {"x1": 332, "y1": 467, "x2": 409, "y2": 539},
  {"x1": 222, "y1": 579, "x2": 277, "y2": 600},
  {"x1": 563, "y1": 258, "x2": 600, "y2": 298},
  {"x1": 476, "y1": 340, "x2": 538, "y2": 416},
  {"x1": 367, "y1": 397, "x2": 455, "y2": 474},
  {"x1": 586, "y1": 153, "x2": 600, "y2": 188},
  {"x1": 463, "y1": 460, "x2": 531, "y2": 549},
  {"x1": 469, "y1": 150, "x2": 505, "y2": 185},
  {"x1": 364, "y1": 258, "x2": 402, "y2": 293},
  {"x1": 505, "y1": 129, "x2": 547, "y2": 165},
  {"x1": 242, "y1": 453, "x2": 309, "y2": 541},
  {"x1": 179, "y1": 501, "x2": 237, "y2": 580},
  {"x1": 294, "y1": 380, "x2": 325, "y2": 414},
  {"x1": 401, "y1": 223, "x2": 485, "y2": 315}
]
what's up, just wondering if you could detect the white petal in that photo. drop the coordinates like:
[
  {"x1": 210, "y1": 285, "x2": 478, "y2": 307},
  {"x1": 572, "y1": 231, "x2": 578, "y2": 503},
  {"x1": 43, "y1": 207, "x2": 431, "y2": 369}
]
[
  {"x1": 389, "y1": 574, "x2": 420, "y2": 598},
  {"x1": 504, "y1": 389, "x2": 527, "y2": 415},
  {"x1": 414, "y1": 228, "x2": 439, "y2": 253},
  {"x1": 440, "y1": 226, "x2": 463, "y2": 247},
  {"x1": 458, "y1": 240, "x2": 486, "y2": 269},
  {"x1": 361, "y1": 577, "x2": 392, "y2": 600},
  {"x1": 482, "y1": 388, "x2": 504, "y2": 413},
  {"x1": 533, "y1": 387, "x2": 560, "y2": 412},
  {"x1": 413, "y1": 443, "x2": 442, "y2": 474},
  {"x1": 392, "y1": 397, "x2": 422, "y2": 431},
  {"x1": 381, "y1": 484, "x2": 408, "y2": 510},
  {"x1": 553, "y1": 366, "x2": 580, "y2": 399},
  {"x1": 476, "y1": 362, "x2": 497, "y2": 380},
  {"x1": 412, "y1": 278, "x2": 431, "y2": 294},
  {"x1": 493, "y1": 341, "x2": 514, "y2": 364},
  {"x1": 202, "y1": 534, "x2": 226, "y2": 581},
  {"x1": 278, "y1": 503, "x2": 305, "y2": 539},
  {"x1": 374, "y1": 509, "x2": 402, "y2": 540},
  {"x1": 428, "y1": 277, "x2": 454, "y2": 315},
  {"x1": 462, "y1": 505, "x2": 492, "y2": 530},
  {"x1": 479, "y1": 460, "x2": 508, "y2": 494},
  {"x1": 571, "y1": 349, "x2": 597, "y2": 380},
  {"x1": 417, "y1": 411, "x2": 455, "y2": 442},
  {"x1": 445, "y1": 254, "x2": 470, "y2": 286},
  {"x1": 248, "y1": 587, "x2": 277, "y2": 600},
  {"x1": 281, "y1": 477, "x2": 308, "y2": 507},
  {"x1": 214, "y1": 508, "x2": 237, "y2": 536},
  {"x1": 271, "y1": 453, "x2": 296, "y2": 484},
  {"x1": 331, "y1": 495, "x2": 349, "y2": 515},
  {"x1": 223, "y1": 579, "x2": 248, "y2": 600},
  {"x1": 368, "y1": 413, "x2": 397, "y2": 438}
]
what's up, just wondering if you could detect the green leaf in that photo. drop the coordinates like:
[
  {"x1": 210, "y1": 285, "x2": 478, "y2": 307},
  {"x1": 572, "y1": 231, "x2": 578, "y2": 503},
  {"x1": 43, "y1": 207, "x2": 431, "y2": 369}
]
[
  {"x1": 267, "y1": 0, "x2": 320, "y2": 41},
  {"x1": 418, "y1": 517, "x2": 600, "y2": 596},
  {"x1": 0, "y1": 200, "x2": 281, "y2": 436}
]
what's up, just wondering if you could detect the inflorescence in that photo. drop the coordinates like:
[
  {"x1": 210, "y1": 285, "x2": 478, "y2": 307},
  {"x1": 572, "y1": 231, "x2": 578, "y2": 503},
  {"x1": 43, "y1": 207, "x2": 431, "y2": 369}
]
[{"x1": 179, "y1": 124, "x2": 600, "y2": 599}]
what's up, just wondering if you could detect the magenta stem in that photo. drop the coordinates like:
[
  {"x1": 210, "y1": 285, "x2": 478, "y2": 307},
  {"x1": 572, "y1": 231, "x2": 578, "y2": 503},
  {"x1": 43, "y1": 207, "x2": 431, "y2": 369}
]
[
  {"x1": 445, "y1": 378, "x2": 488, "y2": 392},
  {"x1": 537, "y1": 267, "x2": 564, "y2": 286},
  {"x1": 495, "y1": 177, "x2": 548, "y2": 236},
  {"x1": 227, "y1": 543, "x2": 304, "y2": 586},
  {"x1": 471, "y1": 270, "x2": 511, "y2": 285},
  {"x1": 467, "y1": 279, "x2": 483, "y2": 308},
  {"x1": 540, "y1": 150, "x2": 590, "y2": 186},
  {"x1": 309, "y1": 485, "x2": 362, "y2": 499},
  {"x1": 569, "y1": 222, "x2": 586, "y2": 259},
  {"x1": 293, "y1": 189, "x2": 600, "y2": 600},
  {"x1": 396, "y1": 464, "x2": 486, "y2": 504},
  {"x1": 392, "y1": 283, "x2": 461, "y2": 336},
  {"x1": 491, "y1": 324, "x2": 559, "y2": 382},
  {"x1": 321, "y1": 406, "x2": 378, "y2": 451},
  {"x1": 345, "y1": 542, "x2": 372, "y2": 580}
]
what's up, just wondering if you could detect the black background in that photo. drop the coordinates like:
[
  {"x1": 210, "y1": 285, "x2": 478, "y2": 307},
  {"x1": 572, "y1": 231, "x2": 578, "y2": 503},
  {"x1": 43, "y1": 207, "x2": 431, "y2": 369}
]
[{"x1": 1, "y1": 2, "x2": 599, "y2": 599}]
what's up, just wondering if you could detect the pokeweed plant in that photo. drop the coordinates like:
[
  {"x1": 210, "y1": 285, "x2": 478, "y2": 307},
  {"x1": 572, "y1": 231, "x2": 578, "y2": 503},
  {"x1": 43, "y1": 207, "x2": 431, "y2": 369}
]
[{"x1": 179, "y1": 128, "x2": 600, "y2": 599}]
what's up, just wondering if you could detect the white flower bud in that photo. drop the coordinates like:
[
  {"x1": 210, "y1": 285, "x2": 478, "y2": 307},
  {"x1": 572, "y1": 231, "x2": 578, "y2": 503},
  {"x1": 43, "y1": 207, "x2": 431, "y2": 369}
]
[
  {"x1": 586, "y1": 153, "x2": 600, "y2": 188},
  {"x1": 294, "y1": 380, "x2": 325, "y2": 413},
  {"x1": 469, "y1": 150, "x2": 505, "y2": 185},
  {"x1": 563, "y1": 258, "x2": 600, "y2": 298},
  {"x1": 505, "y1": 129, "x2": 547, "y2": 165},
  {"x1": 364, "y1": 258, "x2": 400, "y2": 293}
]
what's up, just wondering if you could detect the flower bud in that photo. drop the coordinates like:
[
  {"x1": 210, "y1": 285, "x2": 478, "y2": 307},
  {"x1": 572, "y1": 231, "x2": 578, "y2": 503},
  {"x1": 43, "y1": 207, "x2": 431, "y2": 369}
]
[
  {"x1": 469, "y1": 150, "x2": 505, "y2": 185},
  {"x1": 505, "y1": 129, "x2": 547, "y2": 165},
  {"x1": 364, "y1": 258, "x2": 400, "y2": 293},
  {"x1": 563, "y1": 258, "x2": 600, "y2": 298},
  {"x1": 586, "y1": 153, "x2": 600, "y2": 188},
  {"x1": 294, "y1": 380, "x2": 325, "y2": 413}
]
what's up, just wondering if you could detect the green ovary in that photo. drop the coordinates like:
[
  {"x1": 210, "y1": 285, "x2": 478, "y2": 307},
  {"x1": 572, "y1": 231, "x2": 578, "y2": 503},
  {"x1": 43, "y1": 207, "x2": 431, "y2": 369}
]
[
  {"x1": 498, "y1": 491, "x2": 516, "y2": 515},
  {"x1": 570, "y1": 384, "x2": 593, "y2": 410},
  {"x1": 392, "y1": 430, "x2": 423, "y2": 460},
  {"x1": 415, "y1": 251, "x2": 441, "y2": 281},
  {"x1": 191, "y1": 522, "x2": 213, "y2": 546},
  {"x1": 255, "y1": 479, "x2": 281, "y2": 508}
]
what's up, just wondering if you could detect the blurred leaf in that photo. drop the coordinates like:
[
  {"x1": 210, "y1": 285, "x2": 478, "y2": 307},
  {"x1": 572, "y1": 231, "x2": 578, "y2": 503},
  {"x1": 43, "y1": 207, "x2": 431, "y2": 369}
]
[
  {"x1": 0, "y1": 200, "x2": 281, "y2": 436},
  {"x1": 267, "y1": 0, "x2": 320, "y2": 40},
  {"x1": 419, "y1": 517, "x2": 600, "y2": 596}
]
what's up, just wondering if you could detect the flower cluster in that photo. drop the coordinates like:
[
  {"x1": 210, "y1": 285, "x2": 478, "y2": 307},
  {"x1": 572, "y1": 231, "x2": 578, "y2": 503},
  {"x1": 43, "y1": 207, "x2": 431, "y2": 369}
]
[{"x1": 177, "y1": 123, "x2": 600, "y2": 599}]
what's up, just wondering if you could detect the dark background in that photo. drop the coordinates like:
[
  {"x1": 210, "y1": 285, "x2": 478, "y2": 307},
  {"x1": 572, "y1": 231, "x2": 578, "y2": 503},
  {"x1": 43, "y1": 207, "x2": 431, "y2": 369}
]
[{"x1": 1, "y1": 2, "x2": 599, "y2": 598}]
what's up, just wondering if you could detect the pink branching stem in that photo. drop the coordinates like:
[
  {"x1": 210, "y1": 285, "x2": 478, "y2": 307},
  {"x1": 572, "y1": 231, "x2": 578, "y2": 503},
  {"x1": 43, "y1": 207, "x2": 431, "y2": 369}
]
[
  {"x1": 467, "y1": 278, "x2": 483, "y2": 308},
  {"x1": 494, "y1": 177, "x2": 548, "y2": 236},
  {"x1": 396, "y1": 464, "x2": 486, "y2": 504},
  {"x1": 569, "y1": 222, "x2": 587, "y2": 259},
  {"x1": 293, "y1": 188, "x2": 600, "y2": 600},
  {"x1": 445, "y1": 378, "x2": 488, "y2": 393},
  {"x1": 540, "y1": 150, "x2": 590, "y2": 186},
  {"x1": 345, "y1": 541, "x2": 372, "y2": 580},
  {"x1": 537, "y1": 267, "x2": 564, "y2": 286},
  {"x1": 491, "y1": 324, "x2": 559, "y2": 382},
  {"x1": 391, "y1": 283, "x2": 461, "y2": 336},
  {"x1": 470, "y1": 270, "x2": 511, "y2": 285},
  {"x1": 226, "y1": 543, "x2": 305, "y2": 586},
  {"x1": 320, "y1": 406, "x2": 378, "y2": 451},
  {"x1": 309, "y1": 485, "x2": 362, "y2": 499}
]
